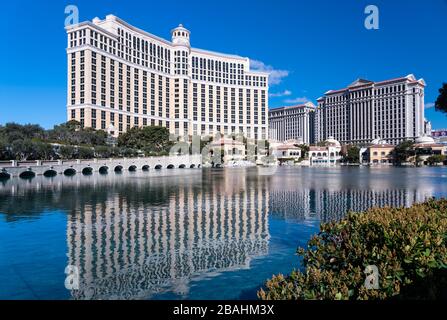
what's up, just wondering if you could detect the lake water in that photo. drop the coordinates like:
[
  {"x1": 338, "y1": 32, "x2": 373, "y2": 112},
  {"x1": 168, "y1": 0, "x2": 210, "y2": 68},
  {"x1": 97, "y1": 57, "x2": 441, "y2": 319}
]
[{"x1": 1, "y1": 166, "x2": 447, "y2": 300}]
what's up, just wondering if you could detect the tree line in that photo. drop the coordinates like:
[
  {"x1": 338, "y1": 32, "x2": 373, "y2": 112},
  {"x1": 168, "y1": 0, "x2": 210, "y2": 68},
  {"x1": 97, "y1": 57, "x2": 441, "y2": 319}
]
[{"x1": 0, "y1": 121, "x2": 173, "y2": 161}]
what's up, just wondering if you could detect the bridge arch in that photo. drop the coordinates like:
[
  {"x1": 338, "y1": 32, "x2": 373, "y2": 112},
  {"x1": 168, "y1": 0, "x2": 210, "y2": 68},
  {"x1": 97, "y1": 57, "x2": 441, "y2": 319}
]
[
  {"x1": 43, "y1": 170, "x2": 57, "y2": 177},
  {"x1": 64, "y1": 168, "x2": 76, "y2": 176},
  {"x1": 114, "y1": 165, "x2": 123, "y2": 173},
  {"x1": 142, "y1": 165, "x2": 150, "y2": 171},
  {"x1": 179, "y1": 164, "x2": 186, "y2": 169},
  {"x1": 82, "y1": 167, "x2": 93, "y2": 175},
  {"x1": 19, "y1": 171, "x2": 36, "y2": 179},
  {"x1": 0, "y1": 171, "x2": 11, "y2": 180},
  {"x1": 99, "y1": 166, "x2": 109, "y2": 174},
  {"x1": 128, "y1": 165, "x2": 137, "y2": 172},
  {"x1": 167, "y1": 164, "x2": 175, "y2": 169},
  {"x1": 189, "y1": 164, "x2": 196, "y2": 169},
  {"x1": 154, "y1": 164, "x2": 162, "y2": 170}
]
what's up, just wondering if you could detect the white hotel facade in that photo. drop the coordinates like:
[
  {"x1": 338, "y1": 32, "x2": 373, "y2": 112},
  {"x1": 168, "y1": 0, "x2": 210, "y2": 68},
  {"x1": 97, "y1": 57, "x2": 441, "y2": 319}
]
[
  {"x1": 66, "y1": 15, "x2": 269, "y2": 140},
  {"x1": 270, "y1": 75, "x2": 431, "y2": 146},
  {"x1": 315, "y1": 75, "x2": 430, "y2": 145},
  {"x1": 268, "y1": 102, "x2": 316, "y2": 145}
]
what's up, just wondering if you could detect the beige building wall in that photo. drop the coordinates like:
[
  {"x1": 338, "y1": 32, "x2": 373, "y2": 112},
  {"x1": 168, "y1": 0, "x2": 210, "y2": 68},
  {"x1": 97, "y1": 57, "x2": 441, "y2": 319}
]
[{"x1": 369, "y1": 146, "x2": 394, "y2": 164}]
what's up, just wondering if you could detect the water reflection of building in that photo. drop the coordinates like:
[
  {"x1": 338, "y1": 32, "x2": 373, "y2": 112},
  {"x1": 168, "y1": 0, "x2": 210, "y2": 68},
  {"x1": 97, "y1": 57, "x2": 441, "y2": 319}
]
[
  {"x1": 66, "y1": 177, "x2": 270, "y2": 300},
  {"x1": 270, "y1": 188, "x2": 435, "y2": 223}
]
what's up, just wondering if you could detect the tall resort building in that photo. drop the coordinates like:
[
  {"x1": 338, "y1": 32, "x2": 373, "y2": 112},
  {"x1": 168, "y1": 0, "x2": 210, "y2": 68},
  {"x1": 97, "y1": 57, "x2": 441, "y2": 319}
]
[
  {"x1": 315, "y1": 74, "x2": 430, "y2": 145},
  {"x1": 66, "y1": 15, "x2": 269, "y2": 140},
  {"x1": 268, "y1": 102, "x2": 316, "y2": 144}
]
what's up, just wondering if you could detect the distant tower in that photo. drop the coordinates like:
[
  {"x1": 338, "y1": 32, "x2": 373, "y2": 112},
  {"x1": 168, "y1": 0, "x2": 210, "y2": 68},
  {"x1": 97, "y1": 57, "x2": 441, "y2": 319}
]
[
  {"x1": 171, "y1": 24, "x2": 191, "y2": 47},
  {"x1": 171, "y1": 24, "x2": 191, "y2": 136}
]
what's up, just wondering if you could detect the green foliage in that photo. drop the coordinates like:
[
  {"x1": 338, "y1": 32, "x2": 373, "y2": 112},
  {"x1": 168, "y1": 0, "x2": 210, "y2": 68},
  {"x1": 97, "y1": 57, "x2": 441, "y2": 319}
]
[
  {"x1": 435, "y1": 83, "x2": 447, "y2": 114},
  {"x1": 119, "y1": 147, "x2": 139, "y2": 158},
  {"x1": 427, "y1": 154, "x2": 446, "y2": 166},
  {"x1": 0, "y1": 123, "x2": 46, "y2": 143},
  {"x1": 32, "y1": 141, "x2": 56, "y2": 160},
  {"x1": 48, "y1": 122, "x2": 107, "y2": 146},
  {"x1": 298, "y1": 144, "x2": 309, "y2": 159},
  {"x1": 76, "y1": 146, "x2": 94, "y2": 159},
  {"x1": 94, "y1": 145, "x2": 113, "y2": 159},
  {"x1": 342, "y1": 145, "x2": 360, "y2": 164},
  {"x1": 0, "y1": 121, "x2": 110, "y2": 160},
  {"x1": 0, "y1": 136, "x2": 11, "y2": 160},
  {"x1": 391, "y1": 140, "x2": 415, "y2": 165},
  {"x1": 117, "y1": 126, "x2": 173, "y2": 153},
  {"x1": 59, "y1": 146, "x2": 75, "y2": 160},
  {"x1": 9, "y1": 139, "x2": 56, "y2": 161},
  {"x1": 258, "y1": 199, "x2": 447, "y2": 300},
  {"x1": 0, "y1": 121, "x2": 178, "y2": 160}
]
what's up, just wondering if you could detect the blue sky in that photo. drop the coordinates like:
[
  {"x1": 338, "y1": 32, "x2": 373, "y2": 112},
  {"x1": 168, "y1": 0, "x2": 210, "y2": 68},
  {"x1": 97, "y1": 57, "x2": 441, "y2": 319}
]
[{"x1": 1, "y1": 0, "x2": 446, "y2": 129}]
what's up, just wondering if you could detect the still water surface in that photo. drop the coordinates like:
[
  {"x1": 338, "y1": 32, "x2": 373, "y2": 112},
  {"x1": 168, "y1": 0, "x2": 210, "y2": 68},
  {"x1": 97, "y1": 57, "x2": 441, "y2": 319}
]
[{"x1": 1, "y1": 167, "x2": 447, "y2": 300}]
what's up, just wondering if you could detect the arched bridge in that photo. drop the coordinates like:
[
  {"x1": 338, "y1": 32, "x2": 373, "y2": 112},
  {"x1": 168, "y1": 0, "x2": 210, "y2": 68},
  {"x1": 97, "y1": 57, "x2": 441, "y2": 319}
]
[{"x1": 0, "y1": 155, "x2": 202, "y2": 179}]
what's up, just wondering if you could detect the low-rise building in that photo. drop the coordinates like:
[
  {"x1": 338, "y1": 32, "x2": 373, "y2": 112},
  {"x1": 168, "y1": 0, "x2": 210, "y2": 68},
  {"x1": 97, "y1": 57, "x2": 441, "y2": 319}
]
[
  {"x1": 309, "y1": 137, "x2": 342, "y2": 166},
  {"x1": 414, "y1": 135, "x2": 447, "y2": 164},
  {"x1": 361, "y1": 138, "x2": 395, "y2": 165},
  {"x1": 209, "y1": 137, "x2": 246, "y2": 165},
  {"x1": 272, "y1": 143, "x2": 302, "y2": 163}
]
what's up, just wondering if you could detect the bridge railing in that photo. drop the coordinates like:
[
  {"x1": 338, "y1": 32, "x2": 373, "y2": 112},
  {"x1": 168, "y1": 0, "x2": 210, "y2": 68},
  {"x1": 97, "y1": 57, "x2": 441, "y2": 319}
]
[{"x1": 0, "y1": 155, "x2": 202, "y2": 169}]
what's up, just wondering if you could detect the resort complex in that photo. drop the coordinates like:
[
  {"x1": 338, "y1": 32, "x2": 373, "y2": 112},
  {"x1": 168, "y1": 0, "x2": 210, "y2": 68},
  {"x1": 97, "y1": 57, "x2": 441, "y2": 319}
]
[
  {"x1": 61, "y1": 14, "x2": 446, "y2": 168},
  {"x1": 2, "y1": 1, "x2": 447, "y2": 306}
]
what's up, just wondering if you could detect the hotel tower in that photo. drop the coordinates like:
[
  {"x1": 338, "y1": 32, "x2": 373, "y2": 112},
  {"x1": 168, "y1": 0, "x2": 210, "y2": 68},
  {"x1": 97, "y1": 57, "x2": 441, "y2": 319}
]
[
  {"x1": 315, "y1": 75, "x2": 430, "y2": 145},
  {"x1": 66, "y1": 15, "x2": 269, "y2": 140}
]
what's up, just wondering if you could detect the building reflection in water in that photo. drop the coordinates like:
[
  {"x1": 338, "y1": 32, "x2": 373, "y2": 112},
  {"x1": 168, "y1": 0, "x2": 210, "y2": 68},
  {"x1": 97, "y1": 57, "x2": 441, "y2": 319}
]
[
  {"x1": 268, "y1": 167, "x2": 439, "y2": 222},
  {"x1": 0, "y1": 167, "x2": 445, "y2": 299},
  {"x1": 65, "y1": 171, "x2": 270, "y2": 300},
  {"x1": 270, "y1": 189, "x2": 435, "y2": 222}
]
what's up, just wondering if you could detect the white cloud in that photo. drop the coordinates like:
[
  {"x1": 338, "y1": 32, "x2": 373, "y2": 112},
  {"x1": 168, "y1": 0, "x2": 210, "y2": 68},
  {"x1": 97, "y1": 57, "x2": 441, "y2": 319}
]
[
  {"x1": 425, "y1": 102, "x2": 435, "y2": 109},
  {"x1": 269, "y1": 90, "x2": 292, "y2": 98},
  {"x1": 250, "y1": 59, "x2": 289, "y2": 85},
  {"x1": 284, "y1": 97, "x2": 310, "y2": 104}
]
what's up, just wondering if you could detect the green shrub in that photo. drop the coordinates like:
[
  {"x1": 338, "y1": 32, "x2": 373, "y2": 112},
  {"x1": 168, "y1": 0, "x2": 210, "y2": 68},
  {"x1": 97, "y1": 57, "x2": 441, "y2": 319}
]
[
  {"x1": 258, "y1": 199, "x2": 447, "y2": 300},
  {"x1": 427, "y1": 155, "x2": 446, "y2": 166}
]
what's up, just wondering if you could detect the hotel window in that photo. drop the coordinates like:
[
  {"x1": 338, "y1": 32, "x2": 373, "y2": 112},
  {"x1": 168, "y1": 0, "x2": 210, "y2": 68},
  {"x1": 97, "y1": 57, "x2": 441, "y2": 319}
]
[{"x1": 101, "y1": 111, "x2": 106, "y2": 130}]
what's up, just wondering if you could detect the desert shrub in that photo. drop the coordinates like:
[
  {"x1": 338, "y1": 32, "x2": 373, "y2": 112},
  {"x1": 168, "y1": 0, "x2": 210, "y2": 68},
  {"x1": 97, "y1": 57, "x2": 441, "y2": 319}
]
[{"x1": 258, "y1": 199, "x2": 447, "y2": 300}]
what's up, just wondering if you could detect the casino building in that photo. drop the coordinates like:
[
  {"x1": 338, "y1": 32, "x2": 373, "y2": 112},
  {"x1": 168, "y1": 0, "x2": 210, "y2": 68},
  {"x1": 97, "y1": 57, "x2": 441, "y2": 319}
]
[
  {"x1": 315, "y1": 75, "x2": 431, "y2": 145},
  {"x1": 66, "y1": 15, "x2": 269, "y2": 140},
  {"x1": 268, "y1": 102, "x2": 316, "y2": 145}
]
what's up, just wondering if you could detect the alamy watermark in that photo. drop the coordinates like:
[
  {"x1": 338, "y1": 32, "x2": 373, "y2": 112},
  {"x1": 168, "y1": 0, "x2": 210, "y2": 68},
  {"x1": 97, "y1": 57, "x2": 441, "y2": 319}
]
[
  {"x1": 65, "y1": 5, "x2": 79, "y2": 27},
  {"x1": 364, "y1": 5, "x2": 380, "y2": 30},
  {"x1": 65, "y1": 265, "x2": 79, "y2": 290},
  {"x1": 364, "y1": 265, "x2": 380, "y2": 290}
]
